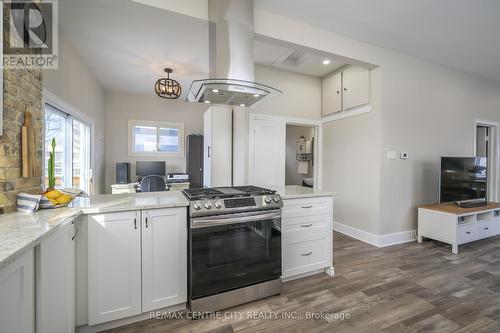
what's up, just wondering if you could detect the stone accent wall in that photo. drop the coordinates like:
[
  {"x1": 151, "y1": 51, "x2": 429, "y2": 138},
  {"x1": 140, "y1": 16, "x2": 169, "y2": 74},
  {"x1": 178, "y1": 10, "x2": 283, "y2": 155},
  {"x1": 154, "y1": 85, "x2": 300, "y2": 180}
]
[{"x1": 0, "y1": 17, "x2": 44, "y2": 213}]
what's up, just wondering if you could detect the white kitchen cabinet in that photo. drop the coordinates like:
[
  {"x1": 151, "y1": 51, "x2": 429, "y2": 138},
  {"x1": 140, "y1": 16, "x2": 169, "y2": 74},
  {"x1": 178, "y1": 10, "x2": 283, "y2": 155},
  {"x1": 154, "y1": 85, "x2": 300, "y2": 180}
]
[
  {"x1": 321, "y1": 71, "x2": 342, "y2": 116},
  {"x1": 36, "y1": 221, "x2": 75, "y2": 333},
  {"x1": 248, "y1": 116, "x2": 285, "y2": 188},
  {"x1": 88, "y1": 211, "x2": 142, "y2": 325},
  {"x1": 321, "y1": 65, "x2": 370, "y2": 115},
  {"x1": 0, "y1": 249, "x2": 34, "y2": 333},
  {"x1": 281, "y1": 196, "x2": 333, "y2": 280},
  {"x1": 204, "y1": 106, "x2": 232, "y2": 187},
  {"x1": 342, "y1": 66, "x2": 370, "y2": 110},
  {"x1": 142, "y1": 208, "x2": 187, "y2": 312}
]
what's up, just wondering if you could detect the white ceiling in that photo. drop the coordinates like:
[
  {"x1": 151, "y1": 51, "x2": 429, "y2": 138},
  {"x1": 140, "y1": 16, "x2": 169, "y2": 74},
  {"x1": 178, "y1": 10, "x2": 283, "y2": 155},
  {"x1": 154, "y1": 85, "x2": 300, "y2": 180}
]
[
  {"x1": 255, "y1": 0, "x2": 500, "y2": 83},
  {"x1": 59, "y1": 0, "x2": 209, "y2": 98},
  {"x1": 254, "y1": 40, "x2": 346, "y2": 77}
]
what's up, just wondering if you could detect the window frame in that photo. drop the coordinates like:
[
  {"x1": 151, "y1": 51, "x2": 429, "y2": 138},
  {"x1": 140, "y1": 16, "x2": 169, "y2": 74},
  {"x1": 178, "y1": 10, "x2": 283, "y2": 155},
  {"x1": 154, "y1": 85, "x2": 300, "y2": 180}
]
[
  {"x1": 128, "y1": 119, "x2": 185, "y2": 157},
  {"x1": 43, "y1": 89, "x2": 95, "y2": 194}
]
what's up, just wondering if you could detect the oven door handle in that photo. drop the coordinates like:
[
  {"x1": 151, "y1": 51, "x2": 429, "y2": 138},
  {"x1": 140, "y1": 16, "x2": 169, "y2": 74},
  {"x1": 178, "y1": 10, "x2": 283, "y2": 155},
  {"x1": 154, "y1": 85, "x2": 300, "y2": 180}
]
[{"x1": 191, "y1": 210, "x2": 281, "y2": 228}]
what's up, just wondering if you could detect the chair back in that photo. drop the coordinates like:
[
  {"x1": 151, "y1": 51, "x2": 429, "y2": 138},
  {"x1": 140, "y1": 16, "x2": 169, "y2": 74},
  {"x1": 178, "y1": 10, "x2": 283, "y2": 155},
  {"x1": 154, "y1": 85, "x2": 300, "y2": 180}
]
[{"x1": 140, "y1": 175, "x2": 166, "y2": 192}]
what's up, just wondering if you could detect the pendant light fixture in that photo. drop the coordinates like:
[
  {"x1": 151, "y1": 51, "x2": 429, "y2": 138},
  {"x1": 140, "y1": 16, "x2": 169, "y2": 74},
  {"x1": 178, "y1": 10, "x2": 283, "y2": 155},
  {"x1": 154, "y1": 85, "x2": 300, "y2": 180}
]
[{"x1": 154, "y1": 68, "x2": 182, "y2": 99}]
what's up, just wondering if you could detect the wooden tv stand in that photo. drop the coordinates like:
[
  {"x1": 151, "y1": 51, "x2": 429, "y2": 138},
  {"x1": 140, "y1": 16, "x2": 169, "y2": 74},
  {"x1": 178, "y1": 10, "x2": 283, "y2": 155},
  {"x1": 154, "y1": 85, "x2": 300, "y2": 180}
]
[{"x1": 418, "y1": 202, "x2": 500, "y2": 254}]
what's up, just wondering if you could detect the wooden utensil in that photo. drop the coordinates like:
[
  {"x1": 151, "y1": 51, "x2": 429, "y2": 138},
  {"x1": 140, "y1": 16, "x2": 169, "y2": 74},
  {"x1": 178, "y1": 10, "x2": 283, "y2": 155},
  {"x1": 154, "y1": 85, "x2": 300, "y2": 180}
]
[{"x1": 21, "y1": 111, "x2": 35, "y2": 178}]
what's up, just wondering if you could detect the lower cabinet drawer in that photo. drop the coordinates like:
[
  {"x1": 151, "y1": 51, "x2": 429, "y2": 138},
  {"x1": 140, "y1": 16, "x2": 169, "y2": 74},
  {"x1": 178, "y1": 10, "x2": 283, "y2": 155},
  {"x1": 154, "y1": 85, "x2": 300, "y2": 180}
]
[
  {"x1": 283, "y1": 235, "x2": 329, "y2": 278},
  {"x1": 457, "y1": 224, "x2": 479, "y2": 244},
  {"x1": 283, "y1": 215, "x2": 330, "y2": 239},
  {"x1": 282, "y1": 197, "x2": 332, "y2": 218},
  {"x1": 477, "y1": 221, "x2": 494, "y2": 239}
]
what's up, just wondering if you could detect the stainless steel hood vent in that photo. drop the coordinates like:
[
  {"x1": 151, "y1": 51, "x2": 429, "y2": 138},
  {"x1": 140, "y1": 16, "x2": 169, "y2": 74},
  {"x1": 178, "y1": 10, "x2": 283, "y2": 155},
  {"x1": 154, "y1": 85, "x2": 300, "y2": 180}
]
[{"x1": 186, "y1": 0, "x2": 282, "y2": 108}]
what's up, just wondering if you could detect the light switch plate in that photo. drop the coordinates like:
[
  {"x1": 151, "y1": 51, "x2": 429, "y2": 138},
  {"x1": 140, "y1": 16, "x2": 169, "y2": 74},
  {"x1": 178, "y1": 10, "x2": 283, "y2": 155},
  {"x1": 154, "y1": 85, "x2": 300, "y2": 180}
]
[
  {"x1": 387, "y1": 151, "x2": 397, "y2": 160},
  {"x1": 400, "y1": 152, "x2": 408, "y2": 159}
]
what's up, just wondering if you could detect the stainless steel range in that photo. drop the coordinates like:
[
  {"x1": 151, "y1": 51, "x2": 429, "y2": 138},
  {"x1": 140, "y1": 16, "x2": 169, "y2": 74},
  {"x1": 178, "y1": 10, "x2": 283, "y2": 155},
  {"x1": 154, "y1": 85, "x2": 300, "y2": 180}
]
[{"x1": 183, "y1": 186, "x2": 283, "y2": 312}]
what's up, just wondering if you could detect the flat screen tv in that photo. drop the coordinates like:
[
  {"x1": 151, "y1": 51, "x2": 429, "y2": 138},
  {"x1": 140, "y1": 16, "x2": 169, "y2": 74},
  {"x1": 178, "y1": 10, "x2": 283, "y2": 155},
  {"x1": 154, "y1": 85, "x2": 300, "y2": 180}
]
[{"x1": 440, "y1": 157, "x2": 487, "y2": 203}]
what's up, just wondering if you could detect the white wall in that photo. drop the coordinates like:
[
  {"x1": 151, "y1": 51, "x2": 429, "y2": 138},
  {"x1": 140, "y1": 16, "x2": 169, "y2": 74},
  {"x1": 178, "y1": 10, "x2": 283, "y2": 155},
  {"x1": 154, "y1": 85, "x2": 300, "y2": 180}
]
[
  {"x1": 253, "y1": 64, "x2": 322, "y2": 120},
  {"x1": 254, "y1": 9, "x2": 500, "y2": 236},
  {"x1": 103, "y1": 91, "x2": 206, "y2": 193},
  {"x1": 285, "y1": 125, "x2": 314, "y2": 186},
  {"x1": 43, "y1": 31, "x2": 106, "y2": 194}
]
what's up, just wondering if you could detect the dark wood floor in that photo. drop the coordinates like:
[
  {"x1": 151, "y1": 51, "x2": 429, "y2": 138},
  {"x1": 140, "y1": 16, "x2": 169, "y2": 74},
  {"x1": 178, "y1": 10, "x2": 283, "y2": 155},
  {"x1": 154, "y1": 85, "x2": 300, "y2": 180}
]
[{"x1": 105, "y1": 232, "x2": 500, "y2": 333}]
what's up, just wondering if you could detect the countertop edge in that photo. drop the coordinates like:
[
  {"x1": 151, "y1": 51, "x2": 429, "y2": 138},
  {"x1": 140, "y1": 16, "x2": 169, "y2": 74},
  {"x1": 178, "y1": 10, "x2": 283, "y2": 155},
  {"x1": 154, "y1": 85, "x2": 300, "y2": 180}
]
[
  {"x1": 0, "y1": 210, "x2": 81, "y2": 271},
  {"x1": 0, "y1": 199, "x2": 189, "y2": 271}
]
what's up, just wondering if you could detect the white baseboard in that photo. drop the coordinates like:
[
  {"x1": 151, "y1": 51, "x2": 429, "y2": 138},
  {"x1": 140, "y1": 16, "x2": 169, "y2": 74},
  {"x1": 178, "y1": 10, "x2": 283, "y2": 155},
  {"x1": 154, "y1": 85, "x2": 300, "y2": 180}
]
[{"x1": 333, "y1": 221, "x2": 416, "y2": 248}]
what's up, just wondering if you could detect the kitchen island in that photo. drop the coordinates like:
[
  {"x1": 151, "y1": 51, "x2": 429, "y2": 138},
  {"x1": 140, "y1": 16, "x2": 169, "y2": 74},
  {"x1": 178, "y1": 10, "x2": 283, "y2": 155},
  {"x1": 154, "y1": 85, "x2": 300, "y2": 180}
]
[
  {"x1": 0, "y1": 187, "x2": 334, "y2": 333},
  {"x1": 0, "y1": 191, "x2": 189, "y2": 333}
]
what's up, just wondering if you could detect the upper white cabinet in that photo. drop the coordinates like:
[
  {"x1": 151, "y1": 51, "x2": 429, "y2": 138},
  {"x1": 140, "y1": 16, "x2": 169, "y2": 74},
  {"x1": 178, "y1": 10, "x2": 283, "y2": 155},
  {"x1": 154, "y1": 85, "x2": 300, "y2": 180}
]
[
  {"x1": 88, "y1": 211, "x2": 142, "y2": 325},
  {"x1": 0, "y1": 249, "x2": 34, "y2": 333},
  {"x1": 141, "y1": 208, "x2": 187, "y2": 312},
  {"x1": 321, "y1": 71, "x2": 342, "y2": 116},
  {"x1": 342, "y1": 66, "x2": 370, "y2": 110},
  {"x1": 204, "y1": 106, "x2": 232, "y2": 187},
  {"x1": 249, "y1": 116, "x2": 285, "y2": 188},
  {"x1": 36, "y1": 221, "x2": 75, "y2": 333},
  {"x1": 322, "y1": 65, "x2": 370, "y2": 115}
]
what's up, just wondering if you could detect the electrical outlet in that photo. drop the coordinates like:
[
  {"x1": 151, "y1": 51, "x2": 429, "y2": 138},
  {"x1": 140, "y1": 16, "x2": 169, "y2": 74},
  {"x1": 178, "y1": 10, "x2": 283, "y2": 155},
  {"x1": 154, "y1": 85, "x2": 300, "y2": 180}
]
[{"x1": 400, "y1": 152, "x2": 409, "y2": 159}]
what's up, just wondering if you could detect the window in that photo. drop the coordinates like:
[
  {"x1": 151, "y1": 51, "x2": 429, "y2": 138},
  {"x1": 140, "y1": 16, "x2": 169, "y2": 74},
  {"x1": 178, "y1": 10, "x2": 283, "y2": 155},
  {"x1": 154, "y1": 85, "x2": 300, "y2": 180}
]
[
  {"x1": 129, "y1": 120, "x2": 184, "y2": 157},
  {"x1": 44, "y1": 104, "x2": 92, "y2": 193}
]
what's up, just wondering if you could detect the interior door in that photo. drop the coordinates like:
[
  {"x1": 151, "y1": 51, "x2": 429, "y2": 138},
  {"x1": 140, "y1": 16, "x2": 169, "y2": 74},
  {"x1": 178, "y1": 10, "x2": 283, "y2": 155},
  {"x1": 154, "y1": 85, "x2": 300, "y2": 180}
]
[
  {"x1": 88, "y1": 211, "x2": 141, "y2": 325},
  {"x1": 249, "y1": 117, "x2": 285, "y2": 187},
  {"x1": 142, "y1": 208, "x2": 187, "y2": 312}
]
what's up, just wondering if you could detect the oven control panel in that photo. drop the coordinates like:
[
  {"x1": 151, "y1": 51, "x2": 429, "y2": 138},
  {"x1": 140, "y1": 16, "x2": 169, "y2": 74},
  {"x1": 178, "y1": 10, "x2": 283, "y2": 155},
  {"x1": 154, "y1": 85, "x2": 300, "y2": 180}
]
[
  {"x1": 189, "y1": 195, "x2": 283, "y2": 217},
  {"x1": 224, "y1": 197, "x2": 256, "y2": 208}
]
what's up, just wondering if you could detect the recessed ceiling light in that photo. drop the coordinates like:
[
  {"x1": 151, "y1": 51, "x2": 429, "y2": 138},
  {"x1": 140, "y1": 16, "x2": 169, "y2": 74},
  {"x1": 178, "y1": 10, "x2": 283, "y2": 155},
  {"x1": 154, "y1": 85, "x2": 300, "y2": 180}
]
[
  {"x1": 322, "y1": 60, "x2": 331, "y2": 65},
  {"x1": 204, "y1": 100, "x2": 210, "y2": 104},
  {"x1": 212, "y1": 89, "x2": 219, "y2": 93},
  {"x1": 240, "y1": 104, "x2": 245, "y2": 107},
  {"x1": 253, "y1": 94, "x2": 260, "y2": 97}
]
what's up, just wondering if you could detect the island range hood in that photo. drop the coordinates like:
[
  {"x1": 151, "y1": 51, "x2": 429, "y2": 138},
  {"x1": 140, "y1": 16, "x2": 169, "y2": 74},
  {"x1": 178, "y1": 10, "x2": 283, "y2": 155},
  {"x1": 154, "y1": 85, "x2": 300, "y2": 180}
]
[{"x1": 186, "y1": 0, "x2": 282, "y2": 108}]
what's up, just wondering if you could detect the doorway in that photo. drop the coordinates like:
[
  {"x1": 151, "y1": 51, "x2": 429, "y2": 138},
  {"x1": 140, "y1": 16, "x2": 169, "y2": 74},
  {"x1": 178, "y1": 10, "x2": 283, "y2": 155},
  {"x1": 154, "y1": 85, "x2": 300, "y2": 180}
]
[
  {"x1": 285, "y1": 124, "x2": 315, "y2": 188},
  {"x1": 475, "y1": 121, "x2": 499, "y2": 201}
]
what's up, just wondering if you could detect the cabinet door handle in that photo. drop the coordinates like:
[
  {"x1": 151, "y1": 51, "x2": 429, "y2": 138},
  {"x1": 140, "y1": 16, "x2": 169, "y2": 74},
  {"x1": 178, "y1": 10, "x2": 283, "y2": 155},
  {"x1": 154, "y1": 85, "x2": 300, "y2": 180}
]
[
  {"x1": 343, "y1": 88, "x2": 347, "y2": 91},
  {"x1": 134, "y1": 218, "x2": 137, "y2": 230},
  {"x1": 466, "y1": 231, "x2": 471, "y2": 234},
  {"x1": 301, "y1": 224, "x2": 313, "y2": 228},
  {"x1": 301, "y1": 205, "x2": 313, "y2": 209},
  {"x1": 207, "y1": 146, "x2": 211, "y2": 158},
  {"x1": 484, "y1": 227, "x2": 489, "y2": 230},
  {"x1": 145, "y1": 217, "x2": 148, "y2": 228},
  {"x1": 336, "y1": 90, "x2": 340, "y2": 94},
  {"x1": 301, "y1": 252, "x2": 312, "y2": 256},
  {"x1": 71, "y1": 220, "x2": 79, "y2": 241}
]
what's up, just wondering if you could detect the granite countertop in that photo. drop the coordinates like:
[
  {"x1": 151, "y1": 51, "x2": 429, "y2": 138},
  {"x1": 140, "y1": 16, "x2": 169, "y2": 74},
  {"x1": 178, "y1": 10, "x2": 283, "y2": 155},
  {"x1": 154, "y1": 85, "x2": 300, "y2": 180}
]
[
  {"x1": 275, "y1": 185, "x2": 336, "y2": 199},
  {"x1": 0, "y1": 191, "x2": 189, "y2": 270},
  {"x1": 71, "y1": 191, "x2": 189, "y2": 214}
]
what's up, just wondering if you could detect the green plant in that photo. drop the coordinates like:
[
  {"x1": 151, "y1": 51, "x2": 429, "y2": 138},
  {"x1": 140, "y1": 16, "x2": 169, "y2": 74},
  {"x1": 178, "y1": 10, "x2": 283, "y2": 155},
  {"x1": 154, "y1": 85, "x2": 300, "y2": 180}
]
[{"x1": 48, "y1": 138, "x2": 56, "y2": 188}]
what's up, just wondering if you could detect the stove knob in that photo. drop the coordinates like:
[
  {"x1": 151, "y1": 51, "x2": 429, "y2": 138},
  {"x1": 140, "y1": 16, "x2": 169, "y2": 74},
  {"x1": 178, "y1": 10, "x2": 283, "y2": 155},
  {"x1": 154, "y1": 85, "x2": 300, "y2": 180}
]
[
  {"x1": 204, "y1": 202, "x2": 212, "y2": 209},
  {"x1": 273, "y1": 195, "x2": 281, "y2": 202},
  {"x1": 214, "y1": 200, "x2": 223, "y2": 209},
  {"x1": 264, "y1": 196, "x2": 272, "y2": 204},
  {"x1": 193, "y1": 202, "x2": 202, "y2": 210}
]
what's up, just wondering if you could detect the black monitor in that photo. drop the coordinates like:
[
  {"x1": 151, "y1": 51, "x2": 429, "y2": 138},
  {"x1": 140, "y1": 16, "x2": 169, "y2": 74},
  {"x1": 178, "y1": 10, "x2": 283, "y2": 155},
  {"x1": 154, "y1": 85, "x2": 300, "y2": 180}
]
[{"x1": 136, "y1": 161, "x2": 166, "y2": 177}]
